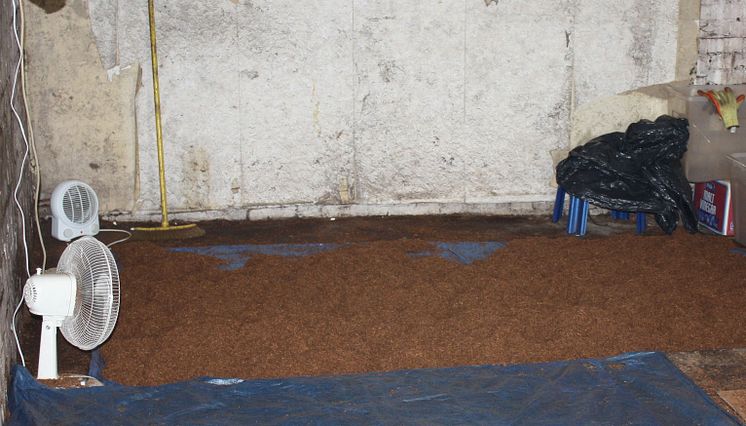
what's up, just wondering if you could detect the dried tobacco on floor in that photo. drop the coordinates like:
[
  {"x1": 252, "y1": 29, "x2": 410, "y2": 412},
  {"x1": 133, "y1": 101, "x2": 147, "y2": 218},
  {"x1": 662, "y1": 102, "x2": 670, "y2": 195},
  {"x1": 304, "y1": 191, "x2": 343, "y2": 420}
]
[{"x1": 97, "y1": 230, "x2": 746, "y2": 386}]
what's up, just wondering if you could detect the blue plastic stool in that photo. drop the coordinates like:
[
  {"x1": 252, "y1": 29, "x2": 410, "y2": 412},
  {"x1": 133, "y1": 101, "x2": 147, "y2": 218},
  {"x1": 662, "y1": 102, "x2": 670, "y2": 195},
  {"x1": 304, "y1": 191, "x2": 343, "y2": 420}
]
[
  {"x1": 553, "y1": 187, "x2": 646, "y2": 236},
  {"x1": 552, "y1": 187, "x2": 567, "y2": 223},
  {"x1": 611, "y1": 210, "x2": 647, "y2": 234}
]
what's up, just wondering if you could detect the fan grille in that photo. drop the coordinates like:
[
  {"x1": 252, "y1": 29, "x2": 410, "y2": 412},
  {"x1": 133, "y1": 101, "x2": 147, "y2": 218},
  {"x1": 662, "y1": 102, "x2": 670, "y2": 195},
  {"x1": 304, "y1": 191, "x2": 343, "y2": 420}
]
[
  {"x1": 58, "y1": 237, "x2": 120, "y2": 351},
  {"x1": 62, "y1": 184, "x2": 97, "y2": 225},
  {"x1": 23, "y1": 284, "x2": 37, "y2": 305}
]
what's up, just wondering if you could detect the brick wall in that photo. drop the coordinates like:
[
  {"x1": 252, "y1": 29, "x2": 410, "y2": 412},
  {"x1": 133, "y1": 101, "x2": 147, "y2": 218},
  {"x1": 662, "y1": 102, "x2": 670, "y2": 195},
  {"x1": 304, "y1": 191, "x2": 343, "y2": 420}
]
[
  {"x1": 696, "y1": 0, "x2": 746, "y2": 84},
  {"x1": 0, "y1": 2, "x2": 33, "y2": 421}
]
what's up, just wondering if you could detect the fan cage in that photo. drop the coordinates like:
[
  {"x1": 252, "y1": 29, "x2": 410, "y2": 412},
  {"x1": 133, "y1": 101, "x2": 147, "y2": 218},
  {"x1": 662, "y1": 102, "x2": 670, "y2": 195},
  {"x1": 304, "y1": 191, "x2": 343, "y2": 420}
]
[
  {"x1": 23, "y1": 284, "x2": 37, "y2": 306},
  {"x1": 58, "y1": 237, "x2": 120, "y2": 351},
  {"x1": 61, "y1": 183, "x2": 98, "y2": 225}
]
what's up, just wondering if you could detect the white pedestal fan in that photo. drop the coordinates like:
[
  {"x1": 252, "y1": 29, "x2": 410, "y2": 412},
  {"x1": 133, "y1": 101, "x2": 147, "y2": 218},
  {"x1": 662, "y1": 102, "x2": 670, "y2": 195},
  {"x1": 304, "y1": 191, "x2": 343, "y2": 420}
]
[{"x1": 23, "y1": 236, "x2": 120, "y2": 380}]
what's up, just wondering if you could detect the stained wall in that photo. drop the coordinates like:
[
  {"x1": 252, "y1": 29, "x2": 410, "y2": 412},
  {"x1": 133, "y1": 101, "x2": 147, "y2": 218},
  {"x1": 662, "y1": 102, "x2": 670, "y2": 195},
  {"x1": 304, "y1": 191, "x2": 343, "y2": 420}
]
[
  {"x1": 26, "y1": 0, "x2": 684, "y2": 219},
  {"x1": 696, "y1": 0, "x2": 746, "y2": 85}
]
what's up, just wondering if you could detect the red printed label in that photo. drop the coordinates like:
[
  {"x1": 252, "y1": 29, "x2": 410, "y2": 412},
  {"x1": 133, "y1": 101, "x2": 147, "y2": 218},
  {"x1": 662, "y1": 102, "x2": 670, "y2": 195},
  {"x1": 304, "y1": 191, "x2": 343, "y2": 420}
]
[{"x1": 694, "y1": 181, "x2": 734, "y2": 236}]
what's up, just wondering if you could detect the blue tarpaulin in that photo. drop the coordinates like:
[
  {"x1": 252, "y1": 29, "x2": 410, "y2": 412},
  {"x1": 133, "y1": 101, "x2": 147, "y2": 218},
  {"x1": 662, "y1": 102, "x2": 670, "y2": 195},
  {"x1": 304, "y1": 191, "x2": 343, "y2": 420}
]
[
  {"x1": 731, "y1": 247, "x2": 746, "y2": 257},
  {"x1": 169, "y1": 243, "x2": 346, "y2": 270},
  {"x1": 408, "y1": 241, "x2": 506, "y2": 264},
  {"x1": 9, "y1": 352, "x2": 738, "y2": 425},
  {"x1": 170, "y1": 241, "x2": 507, "y2": 270}
]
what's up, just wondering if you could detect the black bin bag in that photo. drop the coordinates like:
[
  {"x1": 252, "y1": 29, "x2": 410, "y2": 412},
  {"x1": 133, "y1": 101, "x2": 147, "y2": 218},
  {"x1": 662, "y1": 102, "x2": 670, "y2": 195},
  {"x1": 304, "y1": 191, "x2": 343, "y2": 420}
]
[{"x1": 556, "y1": 115, "x2": 697, "y2": 234}]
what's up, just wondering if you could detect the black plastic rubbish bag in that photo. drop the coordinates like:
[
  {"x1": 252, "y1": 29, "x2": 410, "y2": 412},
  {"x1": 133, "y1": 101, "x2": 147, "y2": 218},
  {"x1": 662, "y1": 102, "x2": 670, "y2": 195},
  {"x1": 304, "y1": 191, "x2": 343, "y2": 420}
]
[{"x1": 556, "y1": 115, "x2": 697, "y2": 234}]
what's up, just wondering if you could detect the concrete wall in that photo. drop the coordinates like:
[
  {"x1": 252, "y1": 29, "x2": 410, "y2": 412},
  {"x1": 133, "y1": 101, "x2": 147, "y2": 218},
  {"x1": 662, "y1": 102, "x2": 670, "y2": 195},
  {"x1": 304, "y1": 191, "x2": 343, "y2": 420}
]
[
  {"x1": 24, "y1": 0, "x2": 138, "y2": 214},
  {"x1": 1, "y1": 3, "x2": 33, "y2": 418},
  {"x1": 695, "y1": 0, "x2": 746, "y2": 85},
  {"x1": 27, "y1": 0, "x2": 684, "y2": 220},
  {"x1": 677, "y1": 0, "x2": 701, "y2": 82},
  {"x1": 554, "y1": 1, "x2": 700, "y2": 173}
]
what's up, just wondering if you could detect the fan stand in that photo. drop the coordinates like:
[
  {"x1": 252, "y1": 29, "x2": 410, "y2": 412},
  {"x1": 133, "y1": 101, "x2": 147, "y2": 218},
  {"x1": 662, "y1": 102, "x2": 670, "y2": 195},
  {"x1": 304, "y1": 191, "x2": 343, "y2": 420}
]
[
  {"x1": 37, "y1": 318, "x2": 105, "y2": 388},
  {"x1": 37, "y1": 317, "x2": 63, "y2": 380}
]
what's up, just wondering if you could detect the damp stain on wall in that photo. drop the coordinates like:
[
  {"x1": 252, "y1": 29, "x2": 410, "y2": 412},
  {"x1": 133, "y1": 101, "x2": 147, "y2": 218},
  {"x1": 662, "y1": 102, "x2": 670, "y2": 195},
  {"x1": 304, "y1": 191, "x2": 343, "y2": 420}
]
[{"x1": 182, "y1": 147, "x2": 212, "y2": 209}]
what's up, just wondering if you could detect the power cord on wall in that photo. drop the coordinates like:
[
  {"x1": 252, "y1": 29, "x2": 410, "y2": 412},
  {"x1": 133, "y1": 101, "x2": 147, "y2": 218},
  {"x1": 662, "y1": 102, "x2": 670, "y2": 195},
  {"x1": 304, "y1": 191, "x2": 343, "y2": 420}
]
[
  {"x1": 19, "y1": 0, "x2": 46, "y2": 272},
  {"x1": 9, "y1": 0, "x2": 47, "y2": 368}
]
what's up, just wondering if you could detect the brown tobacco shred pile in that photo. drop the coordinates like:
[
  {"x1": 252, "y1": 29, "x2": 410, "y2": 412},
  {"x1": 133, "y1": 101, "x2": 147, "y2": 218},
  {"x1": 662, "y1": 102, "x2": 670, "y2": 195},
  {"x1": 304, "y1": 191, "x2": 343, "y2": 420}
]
[{"x1": 98, "y1": 230, "x2": 746, "y2": 386}]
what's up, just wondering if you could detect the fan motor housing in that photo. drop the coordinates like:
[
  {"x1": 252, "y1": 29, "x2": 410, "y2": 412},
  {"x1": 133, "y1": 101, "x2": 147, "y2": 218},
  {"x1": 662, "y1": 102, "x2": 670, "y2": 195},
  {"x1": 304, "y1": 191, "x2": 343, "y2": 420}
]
[
  {"x1": 51, "y1": 180, "x2": 100, "y2": 242},
  {"x1": 24, "y1": 273, "x2": 77, "y2": 317}
]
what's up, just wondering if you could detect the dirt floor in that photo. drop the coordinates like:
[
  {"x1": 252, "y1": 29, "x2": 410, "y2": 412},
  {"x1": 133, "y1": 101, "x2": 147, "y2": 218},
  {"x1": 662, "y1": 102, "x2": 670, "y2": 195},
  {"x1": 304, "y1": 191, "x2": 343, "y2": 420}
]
[{"x1": 22, "y1": 215, "x2": 746, "y2": 388}]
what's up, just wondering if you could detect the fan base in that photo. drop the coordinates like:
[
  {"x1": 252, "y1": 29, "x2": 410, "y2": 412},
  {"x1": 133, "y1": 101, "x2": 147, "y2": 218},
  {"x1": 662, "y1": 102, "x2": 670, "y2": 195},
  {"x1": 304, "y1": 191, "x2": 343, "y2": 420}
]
[{"x1": 37, "y1": 374, "x2": 104, "y2": 389}]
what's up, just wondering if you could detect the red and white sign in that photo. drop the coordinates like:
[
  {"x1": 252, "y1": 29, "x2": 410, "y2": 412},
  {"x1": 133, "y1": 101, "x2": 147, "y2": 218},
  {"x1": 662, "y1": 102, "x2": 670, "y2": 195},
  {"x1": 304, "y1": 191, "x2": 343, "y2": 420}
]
[{"x1": 693, "y1": 180, "x2": 735, "y2": 236}]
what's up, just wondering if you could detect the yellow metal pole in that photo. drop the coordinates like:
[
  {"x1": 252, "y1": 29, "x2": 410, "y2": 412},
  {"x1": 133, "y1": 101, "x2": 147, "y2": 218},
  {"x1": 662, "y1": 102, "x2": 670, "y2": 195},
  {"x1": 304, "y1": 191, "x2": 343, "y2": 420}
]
[
  {"x1": 132, "y1": 0, "x2": 202, "y2": 238},
  {"x1": 148, "y1": 0, "x2": 170, "y2": 228}
]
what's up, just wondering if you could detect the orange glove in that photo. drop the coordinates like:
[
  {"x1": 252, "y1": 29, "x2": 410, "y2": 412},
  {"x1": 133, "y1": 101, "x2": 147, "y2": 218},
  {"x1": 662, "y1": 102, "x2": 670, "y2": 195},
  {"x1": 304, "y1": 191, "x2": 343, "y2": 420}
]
[{"x1": 698, "y1": 87, "x2": 745, "y2": 131}]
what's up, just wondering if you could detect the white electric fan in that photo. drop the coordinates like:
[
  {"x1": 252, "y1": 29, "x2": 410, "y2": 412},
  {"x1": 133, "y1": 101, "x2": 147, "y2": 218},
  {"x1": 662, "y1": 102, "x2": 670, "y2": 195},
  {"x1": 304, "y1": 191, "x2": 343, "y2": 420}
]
[
  {"x1": 23, "y1": 236, "x2": 120, "y2": 380},
  {"x1": 51, "y1": 180, "x2": 100, "y2": 242}
]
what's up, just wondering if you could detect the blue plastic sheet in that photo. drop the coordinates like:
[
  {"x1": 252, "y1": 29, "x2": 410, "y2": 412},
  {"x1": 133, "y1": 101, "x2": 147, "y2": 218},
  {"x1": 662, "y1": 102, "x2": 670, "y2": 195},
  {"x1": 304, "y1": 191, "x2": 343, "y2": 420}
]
[
  {"x1": 87, "y1": 349, "x2": 107, "y2": 383},
  {"x1": 9, "y1": 352, "x2": 738, "y2": 425},
  {"x1": 169, "y1": 243, "x2": 345, "y2": 270},
  {"x1": 171, "y1": 241, "x2": 506, "y2": 270},
  {"x1": 731, "y1": 247, "x2": 746, "y2": 257},
  {"x1": 408, "y1": 241, "x2": 506, "y2": 264}
]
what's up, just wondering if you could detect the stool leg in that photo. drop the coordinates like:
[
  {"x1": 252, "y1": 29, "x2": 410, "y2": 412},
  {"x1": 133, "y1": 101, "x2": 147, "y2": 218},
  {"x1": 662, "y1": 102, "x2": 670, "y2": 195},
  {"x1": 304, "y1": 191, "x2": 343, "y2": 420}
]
[
  {"x1": 578, "y1": 200, "x2": 590, "y2": 236},
  {"x1": 567, "y1": 196, "x2": 580, "y2": 234},
  {"x1": 552, "y1": 187, "x2": 566, "y2": 223},
  {"x1": 636, "y1": 212, "x2": 646, "y2": 235}
]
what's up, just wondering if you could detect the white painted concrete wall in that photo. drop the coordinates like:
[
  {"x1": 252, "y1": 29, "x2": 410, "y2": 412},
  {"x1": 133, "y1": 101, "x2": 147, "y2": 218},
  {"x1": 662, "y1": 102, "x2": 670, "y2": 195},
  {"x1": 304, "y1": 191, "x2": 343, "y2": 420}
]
[
  {"x1": 24, "y1": 1, "x2": 138, "y2": 214},
  {"x1": 696, "y1": 0, "x2": 746, "y2": 85},
  {"x1": 31, "y1": 0, "x2": 683, "y2": 219}
]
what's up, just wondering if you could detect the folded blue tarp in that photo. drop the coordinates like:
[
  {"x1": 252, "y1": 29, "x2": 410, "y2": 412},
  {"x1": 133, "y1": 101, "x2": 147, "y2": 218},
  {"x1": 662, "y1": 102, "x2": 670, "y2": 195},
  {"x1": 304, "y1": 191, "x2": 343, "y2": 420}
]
[{"x1": 9, "y1": 352, "x2": 738, "y2": 425}]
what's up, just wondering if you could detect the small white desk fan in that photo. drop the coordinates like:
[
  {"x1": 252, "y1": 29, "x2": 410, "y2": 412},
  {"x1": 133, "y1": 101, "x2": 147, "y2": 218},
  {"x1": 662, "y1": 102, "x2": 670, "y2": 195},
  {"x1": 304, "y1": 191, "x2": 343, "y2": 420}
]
[
  {"x1": 50, "y1": 180, "x2": 100, "y2": 242},
  {"x1": 23, "y1": 236, "x2": 120, "y2": 380}
]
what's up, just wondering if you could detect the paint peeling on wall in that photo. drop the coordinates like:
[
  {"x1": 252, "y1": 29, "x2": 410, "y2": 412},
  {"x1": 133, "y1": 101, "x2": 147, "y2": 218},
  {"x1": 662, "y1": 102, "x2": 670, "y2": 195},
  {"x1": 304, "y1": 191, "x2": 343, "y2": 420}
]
[{"x1": 24, "y1": 0, "x2": 138, "y2": 213}]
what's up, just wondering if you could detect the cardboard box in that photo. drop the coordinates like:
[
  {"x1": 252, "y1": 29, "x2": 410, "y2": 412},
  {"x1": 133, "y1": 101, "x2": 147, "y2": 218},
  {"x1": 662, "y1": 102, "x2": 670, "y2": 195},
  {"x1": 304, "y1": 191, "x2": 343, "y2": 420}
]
[
  {"x1": 667, "y1": 84, "x2": 746, "y2": 182},
  {"x1": 693, "y1": 180, "x2": 735, "y2": 236}
]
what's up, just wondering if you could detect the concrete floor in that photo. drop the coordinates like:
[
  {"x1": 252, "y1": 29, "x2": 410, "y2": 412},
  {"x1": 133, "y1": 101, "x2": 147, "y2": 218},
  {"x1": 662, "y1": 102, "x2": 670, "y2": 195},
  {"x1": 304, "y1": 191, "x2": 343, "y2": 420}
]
[
  {"x1": 670, "y1": 349, "x2": 746, "y2": 422},
  {"x1": 126, "y1": 213, "x2": 667, "y2": 247}
]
